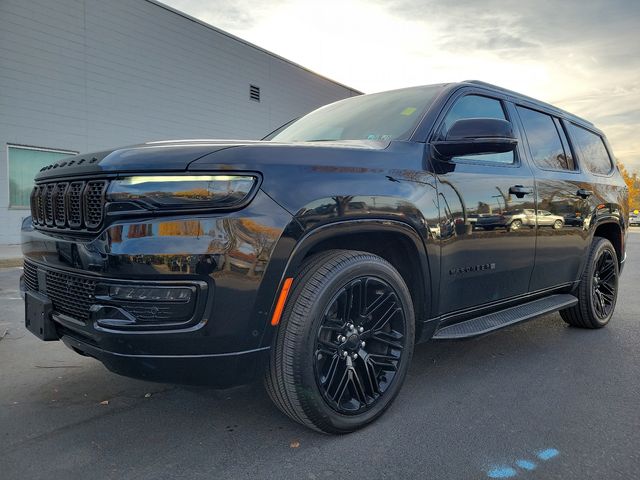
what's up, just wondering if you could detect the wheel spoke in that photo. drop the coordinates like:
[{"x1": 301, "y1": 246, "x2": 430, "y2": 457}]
[
  {"x1": 364, "y1": 290, "x2": 392, "y2": 317},
  {"x1": 363, "y1": 356, "x2": 381, "y2": 395},
  {"x1": 349, "y1": 367, "x2": 368, "y2": 406},
  {"x1": 328, "y1": 365, "x2": 349, "y2": 402},
  {"x1": 371, "y1": 302, "x2": 400, "y2": 331},
  {"x1": 320, "y1": 353, "x2": 340, "y2": 386},
  {"x1": 370, "y1": 331, "x2": 404, "y2": 350}
]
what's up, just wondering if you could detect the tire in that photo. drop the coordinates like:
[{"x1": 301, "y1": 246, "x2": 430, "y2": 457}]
[
  {"x1": 560, "y1": 237, "x2": 619, "y2": 328},
  {"x1": 265, "y1": 250, "x2": 415, "y2": 434},
  {"x1": 553, "y1": 219, "x2": 563, "y2": 229},
  {"x1": 510, "y1": 219, "x2": 523, "y2": 231}
]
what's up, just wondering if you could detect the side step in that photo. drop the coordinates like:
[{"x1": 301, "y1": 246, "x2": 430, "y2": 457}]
[{"x1": 432, "y1": 294, "x2": 578, "y2": 340}]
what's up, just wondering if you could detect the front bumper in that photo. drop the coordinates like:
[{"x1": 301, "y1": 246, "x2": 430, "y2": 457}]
[
  {"x1": 61, "y1": 334, "x2": 270, "y2": 386},
  {"x1": 20, "y1": 189, "x2": 297, "y2": 386}
]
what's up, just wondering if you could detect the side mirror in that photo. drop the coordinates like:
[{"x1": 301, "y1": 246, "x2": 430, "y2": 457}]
[{"x1": 433, "y1": 118, "x2": 517, "y2": 158}]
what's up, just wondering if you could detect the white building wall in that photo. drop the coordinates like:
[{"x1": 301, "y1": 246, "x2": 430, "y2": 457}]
[{"x1": 0, "y1": 0, "x2": 360, "y2": 244}]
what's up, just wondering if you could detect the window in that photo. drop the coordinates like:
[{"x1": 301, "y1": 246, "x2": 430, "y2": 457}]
[
  {"x1": 441, "y1": 95, "x2": 514, "y2": 164},
  {"x1": 8, "y1": 145, "x2": 76, "y2": 208},
  {"x1": 270, "y1": 85, "x2": 444, "y2": 142},
  {"x1": 517, "y1": 106, "x2": 575, "y2": 171},
  {"x1": 567, "y1": 123, "x2": 613, "y2": 175}
]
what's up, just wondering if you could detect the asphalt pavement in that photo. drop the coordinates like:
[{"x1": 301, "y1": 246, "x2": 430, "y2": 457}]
[{"x1": 1, "y1": 232, "x2": 639, "y2": 479}]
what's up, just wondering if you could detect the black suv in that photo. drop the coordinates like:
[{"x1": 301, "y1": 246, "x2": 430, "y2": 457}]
[{"x1": 21, "y1": 81, "x2": 628, "y2": 433}]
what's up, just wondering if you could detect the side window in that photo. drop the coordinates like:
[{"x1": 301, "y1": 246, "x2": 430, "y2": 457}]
[
  {"x1": 441, "y1": 95, "x2": 514, "y2": 164},
  {"x1": 517, "y1": 106, "x2": 575, "y2": 171},
  {"x1": 567, "y1": 123, "x2": 613, "y2": 175}
]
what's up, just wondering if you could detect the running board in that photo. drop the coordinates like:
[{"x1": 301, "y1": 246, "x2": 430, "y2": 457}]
[{"x1": 432, "y1": 294, "x2": 578, "y2": 340}]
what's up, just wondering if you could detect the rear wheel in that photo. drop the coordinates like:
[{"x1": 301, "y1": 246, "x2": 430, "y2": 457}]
[
  {"x1": 560, "y1": 237, "x2": 618, "y2": 328},
  {"x1": 265, "y1": 250, "x2": 415, "y2": 433}
]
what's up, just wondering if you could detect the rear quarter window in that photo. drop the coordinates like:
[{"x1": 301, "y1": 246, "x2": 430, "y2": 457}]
[{"x1": 567, "y1": 123, "x2": 613, "y2": 175}]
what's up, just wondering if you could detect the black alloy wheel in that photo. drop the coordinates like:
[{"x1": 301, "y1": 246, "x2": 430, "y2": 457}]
[
  {"x1": 314, "y1": 276, "x2": 406, "y2": 415},
  {"x1": 265, "y1": 250, "x2": 415, "y2": 434},
  {"x1": 591, "y1": 248, "x2": 616, "y2": 319},
  {"x1": 561, "y1": 237, "x2": 619, "y2": 328}
]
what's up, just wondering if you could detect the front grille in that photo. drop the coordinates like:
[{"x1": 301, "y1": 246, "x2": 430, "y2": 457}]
[
  {"x1": 30, "y1": 180, "x2": 108, "y2": 231},
  {"x1": 44, "y1": 269, "x2": 96, "y2": 321},
  {"x1": 23, "y1": 261, "x2": 199, "y2": 327},
  {"x1": 23, "y1": 261, "x2": 96, "y2": 322}
]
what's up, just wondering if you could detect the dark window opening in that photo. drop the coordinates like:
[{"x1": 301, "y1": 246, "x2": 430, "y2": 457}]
[
  {"x1": 567, "y1": 123, "x2": 613, "y2": 175},
  {"x1": 517, "y1": 106, "x2": 575, "y2": 171}
]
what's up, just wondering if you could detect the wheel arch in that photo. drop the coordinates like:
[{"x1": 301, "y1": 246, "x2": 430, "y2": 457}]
[
  {"x1": 592, "y1": 219, "x2": 624, "y2": 267},
  {"x1": 261, "y1": 219, "x2": 435, "y2": 347}
]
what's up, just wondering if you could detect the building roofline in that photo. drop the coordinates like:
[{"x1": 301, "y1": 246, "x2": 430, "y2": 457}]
[{"x1": 145, "y1": 0, "x2": 364, "y2": 95}]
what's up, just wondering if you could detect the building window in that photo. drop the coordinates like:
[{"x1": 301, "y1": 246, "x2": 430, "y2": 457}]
[
  {"x1": 8, "y1": 145, "x2": 77, "y2": 208},
  {"x1": 250, "y1": 84, "x2": 261, "y2": 102}
]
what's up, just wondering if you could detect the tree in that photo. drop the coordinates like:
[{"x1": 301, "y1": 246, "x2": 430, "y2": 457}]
[{"x1": 618, "y1": 163, "x2": 640, "y2": 209}]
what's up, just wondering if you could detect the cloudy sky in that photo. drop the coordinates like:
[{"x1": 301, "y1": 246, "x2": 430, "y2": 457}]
[{"x1": 163, "y1": 0, "x2": 640, "y2": 171}]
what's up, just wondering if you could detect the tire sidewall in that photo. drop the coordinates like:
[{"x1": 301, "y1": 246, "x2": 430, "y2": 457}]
[
  {"x1": 289, "y1": 257, "x2": 415, "y2": 432},
  {"x1": 585, "y1": 240, "x2": 619, "y2": 326}
]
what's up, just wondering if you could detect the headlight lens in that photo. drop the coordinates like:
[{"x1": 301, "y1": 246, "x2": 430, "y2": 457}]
[{"x1": 106, "y1": 175, "x2": 256, "y2": 210}]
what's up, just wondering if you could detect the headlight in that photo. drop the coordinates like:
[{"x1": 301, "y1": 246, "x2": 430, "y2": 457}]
[{"x1": 106, "y1": 175, "x2": 257, "y2": 211}]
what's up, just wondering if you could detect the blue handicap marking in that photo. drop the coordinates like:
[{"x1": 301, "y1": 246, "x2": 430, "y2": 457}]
[
  {"x1": 488, "y1": 466, "x2": 518, "y2": 478},
  {"x1": 486, "y1": 447, "x2": 559, "y2": 478},
  {"x1": 515, "y1": 460, "x2": 537, "y2": 471},
  {"x1": 536, "y1": 448, "x2": 560, "y2": 461}
]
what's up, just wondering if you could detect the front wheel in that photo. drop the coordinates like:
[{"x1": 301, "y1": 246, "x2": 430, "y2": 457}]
[
  {"x1": 560, "y1": 237, "x2": 619, "y2": 328},
  {"x1": 265, "y1": 250, "x2": 415, "y2": 434},
  {"x1": 510, "y1": 219, "x2": 523, "y2": 231}
]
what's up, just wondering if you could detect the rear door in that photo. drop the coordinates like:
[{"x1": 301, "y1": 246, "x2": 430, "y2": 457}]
[{"x1": 513, "y1": 105, "x2": 592, "y2": 290}]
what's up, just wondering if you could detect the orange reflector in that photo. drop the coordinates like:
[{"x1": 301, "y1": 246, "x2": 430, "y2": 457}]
[{"x1": 271, "y1": 277, "x2": 294, "y2": 326}]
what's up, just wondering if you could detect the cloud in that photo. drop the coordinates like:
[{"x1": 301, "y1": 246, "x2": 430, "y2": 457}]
[{"x1": 162, "y1": 0, "x2": 640, "y2": 170}]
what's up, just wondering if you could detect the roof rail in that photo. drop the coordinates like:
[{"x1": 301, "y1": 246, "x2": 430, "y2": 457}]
[{"x1": 461, "y1": 80, "x2": 594, "y2": 126}]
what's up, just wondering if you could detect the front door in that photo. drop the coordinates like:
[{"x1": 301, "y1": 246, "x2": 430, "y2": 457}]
[{"x1": 431, "y1": 92, "x2": 537, "y2": 314}]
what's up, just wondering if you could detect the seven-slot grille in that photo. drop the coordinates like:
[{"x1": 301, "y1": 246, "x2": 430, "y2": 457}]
[
  {"x1": 30, "y1": 180, "x2": 108, "y2": 231},
  {"x1": 23, "y1": 261, "x2": 96, "y2": 322}
]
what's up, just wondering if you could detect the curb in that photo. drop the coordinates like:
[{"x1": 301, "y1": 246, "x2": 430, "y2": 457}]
[{"x1": 0, "y1": 258, "x2": 23, "y2": 268}]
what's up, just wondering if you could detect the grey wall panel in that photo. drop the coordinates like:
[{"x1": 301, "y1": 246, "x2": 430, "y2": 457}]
[{"x1": 0, "y1": 0, "x2": 359, "y2": 243}]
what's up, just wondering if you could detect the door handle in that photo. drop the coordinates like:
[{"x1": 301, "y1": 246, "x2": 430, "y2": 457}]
[
  {"x1": 576, "y1": 189, "x2": 593, "y2": 199},
  {"x1": 509, "y1": 185, "x2": 533, "y2": 198}
]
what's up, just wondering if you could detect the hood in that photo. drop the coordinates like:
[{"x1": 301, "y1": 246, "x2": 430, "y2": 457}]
[{"x1": 34, "y1": 139, "x2": 387, "y2": 181}]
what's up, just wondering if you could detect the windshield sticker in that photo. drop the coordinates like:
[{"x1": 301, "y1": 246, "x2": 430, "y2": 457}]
[{"x1": 401, "y1": 107, "x2": 417, "y2": 116}]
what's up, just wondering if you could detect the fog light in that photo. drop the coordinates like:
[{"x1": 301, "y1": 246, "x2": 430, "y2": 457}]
[{"x1": 108, "y1": 286, "x2": 192, "y2": 302}]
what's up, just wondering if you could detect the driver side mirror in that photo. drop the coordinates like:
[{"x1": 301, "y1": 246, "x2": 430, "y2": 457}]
[{"x1": 432, "y1": 118, "x2": 518, "y2": 159}]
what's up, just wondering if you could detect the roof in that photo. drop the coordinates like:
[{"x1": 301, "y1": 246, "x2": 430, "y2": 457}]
[
  {"x1": 146, "y1": 0, "x2": 363, "y2": 95},
  {"x1": 461, "y1": 80, "x2": 595, "y2": 127}
]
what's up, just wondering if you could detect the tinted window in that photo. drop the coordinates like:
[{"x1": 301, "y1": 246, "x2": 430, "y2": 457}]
[
  {"x1": 442, "y1": 95, "x2": 513, "y2": 164},
  {"x1": 269, "y1": 85, "x2": 443, "y2": 142},
  {"x1": 567, "y1": 123, "x2": 613, "y2": 175},
  {"x1": 517, "y1": 106, "x2": 574, "y2": 171}
]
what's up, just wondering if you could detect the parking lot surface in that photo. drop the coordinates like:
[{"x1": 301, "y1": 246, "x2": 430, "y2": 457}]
[{"x1": 1, "y1": 232, "x2": 639, "y2": 480}]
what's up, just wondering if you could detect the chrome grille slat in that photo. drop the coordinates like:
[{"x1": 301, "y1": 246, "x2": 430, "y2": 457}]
[
  {"x1": 44, "y1": 184, "x2": 55, "y2": 226},
  {"x1": 66, "y1": 181, "x2": 84, "y2": 228},
  {"x1": 84, "y1": 181, "x2": 107, "y2": 228},
  {"x1": 53, "y1": 182, "x2": 68, "y2": 227},
  {"x1": 30, "y1": 180, "x2": 108, "y2": 231}
]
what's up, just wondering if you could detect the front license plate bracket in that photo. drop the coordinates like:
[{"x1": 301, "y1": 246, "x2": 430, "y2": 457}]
[{"x1": 25, "y1": 291, "x2": 58, "y2": 341}]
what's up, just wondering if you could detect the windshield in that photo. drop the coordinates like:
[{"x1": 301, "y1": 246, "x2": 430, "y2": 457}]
[{"x1": 268, "y1": 85, "x2": 444, "y2": 142}]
